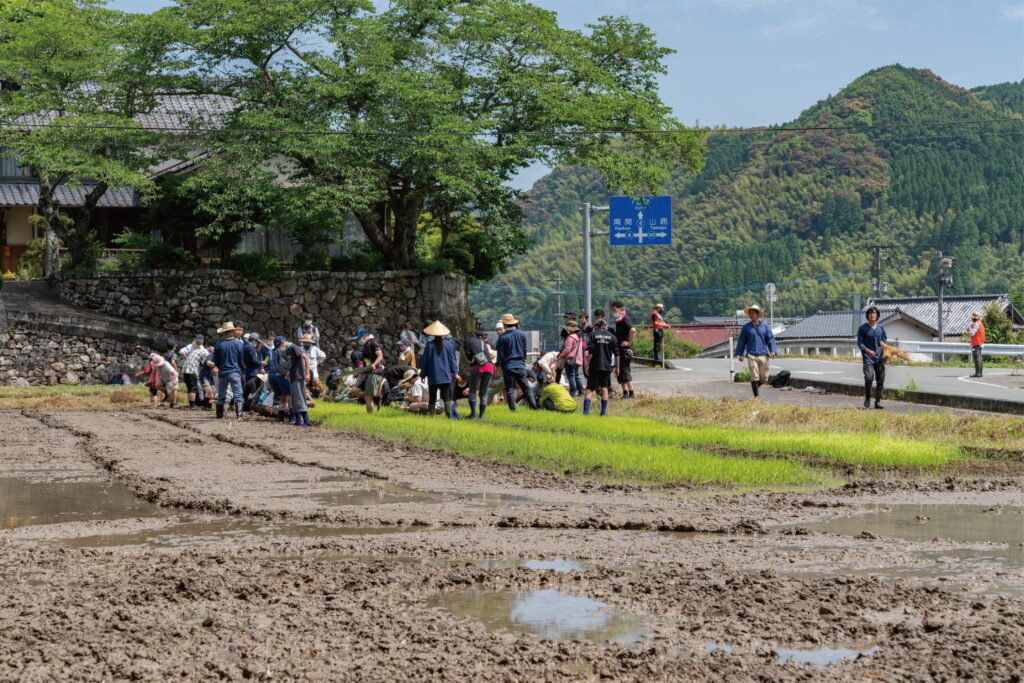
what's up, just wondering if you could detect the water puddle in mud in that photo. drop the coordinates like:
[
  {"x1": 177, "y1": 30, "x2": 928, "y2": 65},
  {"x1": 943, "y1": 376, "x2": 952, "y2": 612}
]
[
  {"x1": 59, "y1": 519, "x2": 423, "y2": 548},
  {"x1": 295, "y1": 481, "x2": 534, "y2": 508},
  {"x1": 782, "y1": 504, "x2": 1024, "y2": 595},
  {"x1": 428, "y1": 588, "x2": 651, "y2": 645},
  {"x1": 0, "y1": 477, "x2": 165, "y2": 530},
  {"x1": 702, "y1": 641, "x2": 880, "y2": 668}
]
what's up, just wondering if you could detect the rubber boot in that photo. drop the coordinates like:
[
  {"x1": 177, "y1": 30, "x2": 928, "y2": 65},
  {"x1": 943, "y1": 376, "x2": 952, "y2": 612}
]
[
  {"x1": 600, "y1": 399, "x2": 608, "y2": 416},
  {"x1": 583, "y1": 398, "x2": 592, "y2": 415},
  {"x1": 289, "y1": 411, "x2": 299, "y2": 425},
  {"x1": 874, "y1": 384, "x2": 884, "y2": 409},
  {"x1": 468, "y1": 400, "x2": 477, "y2": 419},
  {"x1": 478, "y1": 402, "x2": 487, "y2": 419},
  {"x1": 235, "y1": 403, "x2": 244, "y2": 420},
  {"x1": 216, "y1": 404, "x2": 224, "y2": 419},
  {"x1": 751, "y1": 381, "x2": 759, "y2": 398},
  {"x1": 300, "y1": 412, "x2": 312, "y2": 427},
  {"x1": 443, "y1": 401, "x2": 454, "y2": 419},
  {"x1": 863, "y1": 383, "x2": 871, "y2": 409}
]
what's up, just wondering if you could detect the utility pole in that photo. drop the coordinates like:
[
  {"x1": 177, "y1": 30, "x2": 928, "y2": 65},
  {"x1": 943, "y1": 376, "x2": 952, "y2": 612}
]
[
  {"x1": 580, "y1": 202, "x2": 609, "y2": 319},
  {"x1": 870, "y1": 245, "x2": 895, "y2": 299},
  {"x1": 928, "y1": 248, "x2": 955, "y2": 361},
  {"x1": 549, "y1": 274, "x2": 564, "y2": 335}
]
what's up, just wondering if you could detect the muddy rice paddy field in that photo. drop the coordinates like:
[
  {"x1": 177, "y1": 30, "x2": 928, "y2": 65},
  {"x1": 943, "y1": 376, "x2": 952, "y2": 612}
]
[{"x1": 2, "y1": 397, "x2": 1023, "y2": 681}]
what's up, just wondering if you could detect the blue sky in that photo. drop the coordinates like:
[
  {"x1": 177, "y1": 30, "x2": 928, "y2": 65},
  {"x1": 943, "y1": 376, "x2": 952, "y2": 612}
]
[{"x1": 110, "y1": 0, "x2": 1023, "y2": 188}]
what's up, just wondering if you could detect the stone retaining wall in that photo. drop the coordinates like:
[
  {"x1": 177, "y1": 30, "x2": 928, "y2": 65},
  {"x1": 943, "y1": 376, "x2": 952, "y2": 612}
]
[
  {"x1": 0, "y1": 322, "x2": 157, "y2": 386},
  {"x1": 54, "y1": 269, "x2": 472, "y2": 364}
]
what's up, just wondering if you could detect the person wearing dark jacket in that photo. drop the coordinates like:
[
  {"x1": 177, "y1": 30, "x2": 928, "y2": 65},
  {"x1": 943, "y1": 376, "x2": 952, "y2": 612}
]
[
  {"x1": 495, "y1": 313, "x2": 537, "y2": 410},
  {"x1": 420, "y1": 321, "x2": 461, "y2": 418},
  {"x1": 857, "y1": 306, "x2": 887, "y2": 409},
  {"x1": 735, "y1": 304, "x2": 777, "y2": 398},
  {"x1": 463, "y1": 327, "x2": 496, "y2": 419},
  {"x1": 583, "y1": 311, "x2": 617, "y2": 416},
  {"x1": 208, "y1": 321, "x2": 245, "y2": 419}
]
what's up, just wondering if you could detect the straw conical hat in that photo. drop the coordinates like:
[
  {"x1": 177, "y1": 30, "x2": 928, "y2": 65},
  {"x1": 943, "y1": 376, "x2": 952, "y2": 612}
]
[
  {"x1": 423, "y1": 320, "x2": 450, "y2": 336},
  {"x1": 216, "y1": 321, "x2": 236, "y2": 334}
]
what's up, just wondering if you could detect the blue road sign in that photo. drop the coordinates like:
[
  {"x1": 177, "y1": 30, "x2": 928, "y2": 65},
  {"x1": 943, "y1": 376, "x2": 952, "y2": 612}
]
[{"x1": 609, "y1": 195, "x2": 672, "y2": 246}]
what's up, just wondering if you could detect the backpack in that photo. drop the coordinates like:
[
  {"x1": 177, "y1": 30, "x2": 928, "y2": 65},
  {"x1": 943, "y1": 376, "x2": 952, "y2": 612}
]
[{"x1": 768, "y1": 370, "x2": 791, "y2": 388}]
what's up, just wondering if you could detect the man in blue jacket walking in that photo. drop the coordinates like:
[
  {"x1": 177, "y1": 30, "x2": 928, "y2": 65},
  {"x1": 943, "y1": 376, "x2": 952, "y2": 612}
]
[
  {"x1": 735, "y1": 304, "x2": 777, "y2": 398},
  {"x1": 857, "y1": 305, "x2": 888, "y2": 409},
  {"x1": 495, "y1": 313, "x2": 537, "y2": 410}
]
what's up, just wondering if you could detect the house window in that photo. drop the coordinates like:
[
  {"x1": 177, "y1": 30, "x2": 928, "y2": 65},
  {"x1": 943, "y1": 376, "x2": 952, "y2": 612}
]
[{"x1": 1, "y1": 153, "x2": 30, "y2": 177}]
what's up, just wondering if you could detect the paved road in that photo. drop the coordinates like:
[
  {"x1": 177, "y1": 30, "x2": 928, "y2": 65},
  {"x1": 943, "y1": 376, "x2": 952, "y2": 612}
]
[{"x1": 629, "y1": 357, "x2": 1024, "y2": 414}]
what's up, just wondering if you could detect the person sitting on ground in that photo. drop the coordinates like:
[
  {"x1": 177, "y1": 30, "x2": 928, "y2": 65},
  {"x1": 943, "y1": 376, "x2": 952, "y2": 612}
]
[
  {"x1": 419, "y1": 321, "x2": 461, "y2": 419},
  {"x1": 538, "y1": 373, "x2": 577, "y2": 413}
]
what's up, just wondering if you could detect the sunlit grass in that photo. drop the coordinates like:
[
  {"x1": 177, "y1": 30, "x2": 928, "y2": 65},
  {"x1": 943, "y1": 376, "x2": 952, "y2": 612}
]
[
  {"x1": 312, "y1": 402, "x2": 835, "y2": 488},
  {"x1": 482, "y1": 410, "x2": 958, "y2": 467},
  {"x1": 0, "y1": 383, "x2": 149, "y2": 408}
]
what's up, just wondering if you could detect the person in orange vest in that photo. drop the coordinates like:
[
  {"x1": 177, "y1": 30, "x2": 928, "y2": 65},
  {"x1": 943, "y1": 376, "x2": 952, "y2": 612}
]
[
  {"x1": 967, "y1": 311, "x2": 986, "y2": 377},
  {"x1": 650, "y1": 303, "x2": 668, "y2": 361}
]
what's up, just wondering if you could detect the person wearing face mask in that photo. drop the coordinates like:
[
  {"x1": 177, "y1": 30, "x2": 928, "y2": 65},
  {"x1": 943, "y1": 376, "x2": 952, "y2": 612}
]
[
  {"x1": 609, "y1": 301, "x2": 636, "y2": 399},
  {"x1": 287, "y1": 334, "x2": 314, "y2": 426},
  {"x1": 295, "y1": 313, "x2": 320, "y2": 347},
  {"x1": 353, "y1": 327, "x2": 385, "y2": 413}
]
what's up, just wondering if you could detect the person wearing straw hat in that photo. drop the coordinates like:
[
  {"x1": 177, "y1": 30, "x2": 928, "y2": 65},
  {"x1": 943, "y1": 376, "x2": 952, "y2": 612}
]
[
  {"x1": 735, "y1": 304, "x2": 777, "y2": 399},
  {"x1": 207, "y1": 321, "x2": 246, "y2": 419},
  {"x1": 967, "y1": 311, "x2": 986, "y2": 377},
  {"x1": 495, "y1": 313, "x2": 537, "y2": 411},
  {"x1": 420, "y1": 321, "x2": 461, "y2": 418}
]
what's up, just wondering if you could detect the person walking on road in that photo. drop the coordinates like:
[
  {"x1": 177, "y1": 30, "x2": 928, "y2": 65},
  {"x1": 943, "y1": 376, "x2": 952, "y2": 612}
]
[
  {"x1": 650, "y1": 303, "x2": 668, "y2": 362},
  {"x1": 610, "y1": 302, "x2": 636, "y2": 399},
  {"x1": 208, "y1": 321, "x2": 245, "y2": 420},
  {"x1": 735, "y1": 304, "x2": 777, "y2": 399},
  {"x1": 495, "y1": 313, "x2": 537, "y2": 411},
  {"x1": 583, "y1": 313, "x2": 617, "y2": 416},
  {"x1": 967, "y1": 311, "x2": 986, "y2": 377},
  {"x1": 857, "y1": 305, "x2": 888, "y2": 409},
  {"x1": 420, "y1": 321, "x2": 461, "y2": 418}
]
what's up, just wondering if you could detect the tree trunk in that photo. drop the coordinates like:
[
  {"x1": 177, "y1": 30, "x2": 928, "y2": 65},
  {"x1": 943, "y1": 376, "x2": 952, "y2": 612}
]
[
  {"x1": 354, "y1": 190, "x2": 425, "y2": 268},
  {"x1": 36, "y1": 173, "x2": 69, "y2": 279},
  {"x1": 67, "y1": 181, "x2": 109, "y2": 255}
]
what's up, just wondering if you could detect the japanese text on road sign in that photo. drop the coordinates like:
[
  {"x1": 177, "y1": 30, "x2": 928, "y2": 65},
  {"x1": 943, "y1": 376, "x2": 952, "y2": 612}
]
[{"x1": 609, "y1": 195, "x2": 672, "y2": 246}]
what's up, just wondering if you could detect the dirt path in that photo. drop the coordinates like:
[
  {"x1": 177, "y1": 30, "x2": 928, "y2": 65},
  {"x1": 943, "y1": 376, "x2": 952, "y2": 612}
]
[{"x1": 2, "y1": 407, "x2": 1023, "y2": 680}]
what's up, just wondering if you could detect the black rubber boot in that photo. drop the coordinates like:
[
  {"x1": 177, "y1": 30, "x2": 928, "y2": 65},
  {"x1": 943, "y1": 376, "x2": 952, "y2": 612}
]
[
  {"x1": 216, "y1": 404, "x2": 224, "y2": 419},
  {"x1": 235, "y1": 403, "x2": 244, "y2": 420},
  {"x1": 863, "y1": 383, "x2": 871, "y2": 409},
  {"x1": 874, "y1": 384, "x2": 884, "y2": 409},
  {"x1": 751, "y1": 381, "x2": 759, "y2": 398}
]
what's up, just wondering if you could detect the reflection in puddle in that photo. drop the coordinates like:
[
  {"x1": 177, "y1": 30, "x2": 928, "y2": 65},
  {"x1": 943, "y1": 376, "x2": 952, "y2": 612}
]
[
  {"x1": 421, "y1": 557, "x2": 591, "y2": 573},
  {"x1": 429, "y1": 588, "x2": 651, "y2": 645},
  {"x1": 274, "y1": 475, "x2": 362, "y2": 485},
  {"x1": 0, "y1": 477, "x2": 165, "y2": 530},
  {"x1": 776, "y1": 644, "x2": 880, "y2": 667},
  {"x1": 59, "y1": 519, "x2": 423, "y2": 548}
]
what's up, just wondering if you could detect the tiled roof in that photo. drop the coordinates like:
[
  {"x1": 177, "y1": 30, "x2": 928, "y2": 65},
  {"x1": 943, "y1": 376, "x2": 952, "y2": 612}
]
[
  {"x1": 0, "y1": 180, "x2": 139, "y2": 208},
  {"x1": 12, "y1": 90, "x2": 234, "y2": 131},
  {"x1": 776, "y1": 311, "x2": 858, "y2": 339},
  {"x1": 868, "y1": 294, "x2": 1018, "y2": 338}
]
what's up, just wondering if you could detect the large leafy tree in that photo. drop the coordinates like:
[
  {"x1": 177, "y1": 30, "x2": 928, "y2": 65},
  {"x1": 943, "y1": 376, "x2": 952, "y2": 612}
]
[
  {"x1": 0, "y1": 0, "x2": 185, "y2": 276},
  {"x1": 175, "y1": 0, "x2": 705, "y2": 270}
]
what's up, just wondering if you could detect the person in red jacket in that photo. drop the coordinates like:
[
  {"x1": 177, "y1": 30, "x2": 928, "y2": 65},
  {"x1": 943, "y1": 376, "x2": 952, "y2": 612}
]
[{"x1": 967, "y1": 311, "x2": 986, "y2": 377}]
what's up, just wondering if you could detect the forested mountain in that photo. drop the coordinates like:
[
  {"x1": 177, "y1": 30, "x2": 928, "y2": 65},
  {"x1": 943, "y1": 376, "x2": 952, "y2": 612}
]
[{"x1": 470, "y1": 66, "x2": 1023, "y2": 335}]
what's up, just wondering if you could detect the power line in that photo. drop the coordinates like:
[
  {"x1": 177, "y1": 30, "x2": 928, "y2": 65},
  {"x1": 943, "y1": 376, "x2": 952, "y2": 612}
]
[{"x1": 1, "y1": 116, "x2": 1019, "y2": 137}]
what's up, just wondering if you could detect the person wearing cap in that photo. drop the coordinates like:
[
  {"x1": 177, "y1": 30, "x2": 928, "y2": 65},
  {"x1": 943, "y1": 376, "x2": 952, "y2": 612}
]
[
  {"x1": 150, "y1": 352, "x2": 179, "y2": 409},
  {"x1": 967, "y1": 311, "x2": 986, "y2": 377},
  {"x1": 267, "y1": 335, "x2": 292, "y2": 420},
  {"x1": 180, "y1": 335, "x2": 209, "y2": 409},
  {"x1": 857, "y1": 305, "x2": 887, "y2": 409},
  {"x1": 495, "y1": 321, "x2": 505, "y2": 335},
  {"x1": 287, "y1": 334, "x2": 314, "y2": 426},
  {"x1": 583, "y1": 310, "x2": 616, "y2": 416},
  {"x1": 398, "y1": 339, "x2": 418, "y2": 368},
  {"x1": 650, "y1": 303, "x2": 668, "y2": 362},
  {"x1": 558, "y1": 320, "x2": 585, "y2": 397},
  {"x1": 735, "y1": 304, "x2": 777, "y2": 399},
  {"x1": 295, "y1": 314, "x2": 320, "y2": 347},
  {"x1": 610, "y1": 301, "x2": 637, "y2": 399},
  {"x1": 420, "y1": 321, "x2": 461, "y2": 418},
  {"x1": 495, "y1": 313, "x2": 537, "y2": 410},
  {"x1": 463, "y1": 326, "x2": 496, "y2": 419},
  {"x1": 538, "y1": 373, "x2": 577, "y2": 413},
  {"x1": 354, "y1": 328, "x2": 385, "y2": 413},
  {"x1": 207, "y1": 321, "x2": 246, "y2": 419}
]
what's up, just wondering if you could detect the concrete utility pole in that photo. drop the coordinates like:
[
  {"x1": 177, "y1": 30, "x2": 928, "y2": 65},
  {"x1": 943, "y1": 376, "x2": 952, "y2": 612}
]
[
  {"x1": 870, "y1": 245, "x2": 895, "y2": 297},
  {"x1": 928, "y1": 249, "x2": 955, "y2": 361},
  {"x1": 549, "y1": 274, "x2": 564, "y2": 335},
  {"x1": 580, "y1": 202, "x2": 609, "y2": 320}
]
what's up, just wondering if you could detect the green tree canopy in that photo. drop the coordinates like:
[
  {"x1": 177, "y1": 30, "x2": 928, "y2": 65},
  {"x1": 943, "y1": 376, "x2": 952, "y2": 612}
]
[{"x1": 174, "y1": 0, "x2": 705, "y2": 269}]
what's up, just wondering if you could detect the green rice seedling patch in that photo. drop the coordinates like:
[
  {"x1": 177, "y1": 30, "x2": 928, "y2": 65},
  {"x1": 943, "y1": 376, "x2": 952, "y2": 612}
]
[{"x1": 312, "y1": 403, "x2": 834, "y2": 488}]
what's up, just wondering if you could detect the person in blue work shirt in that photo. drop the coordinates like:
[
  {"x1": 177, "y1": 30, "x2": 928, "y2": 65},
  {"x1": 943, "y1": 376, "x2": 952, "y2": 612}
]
[
  {"x1": 857, "y1": 305, "x2": 888, "y2": 409},
  {"x1": 495, "y1": 313, "x2": 538, "y2": 411},
  {"x1": 735, "y1": 304, "x2": 777, "y2": 399},
  {"x1": 267, "y1": 335, "x2": 292, "y2": 421},
  {"x1": 207, "y1": 321, "x2": 246, "y2": 420},
  {"x1": 419, "y1": 321, "x2": 461, "y2": 418}
]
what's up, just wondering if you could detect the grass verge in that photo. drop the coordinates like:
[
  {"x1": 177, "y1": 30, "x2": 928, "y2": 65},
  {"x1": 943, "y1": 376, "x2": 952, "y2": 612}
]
[
  {"x1": 481, "y1": 410, "x2": 958, "y2": 468},
  {"x1": 0, "y1": 384, "x2": 149, "y2": 408},
  {"x1": 312, "y1": 402, "x2": 835, "y2": 488}
]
